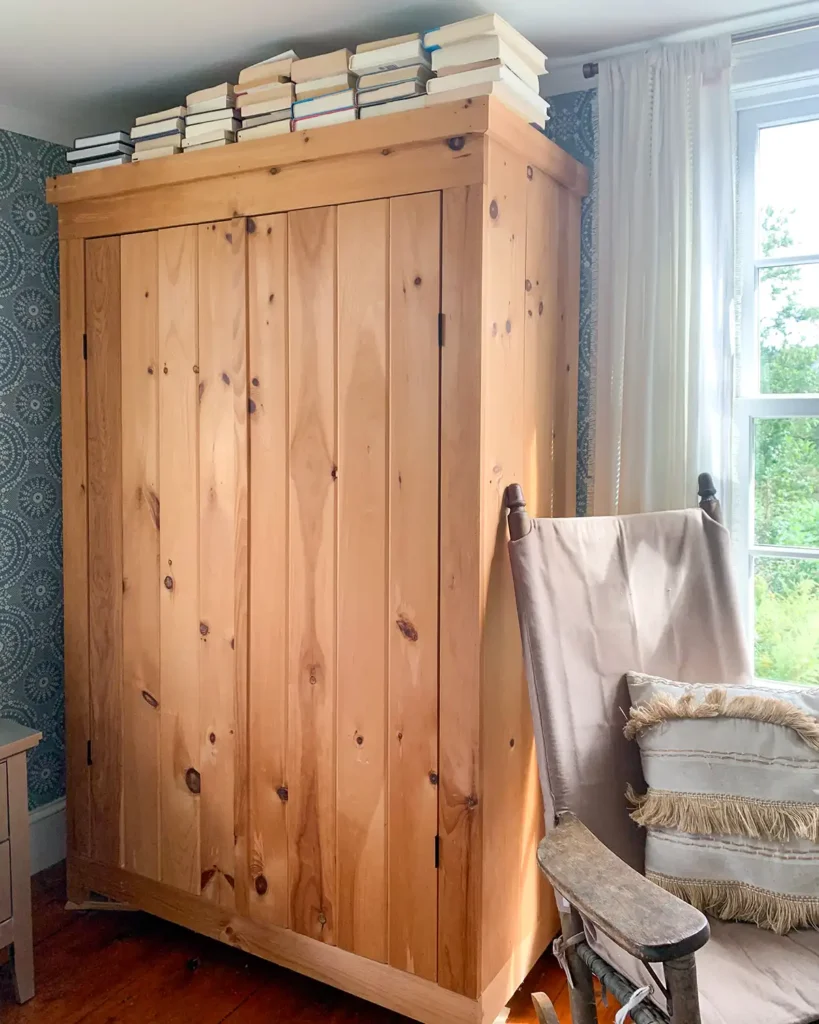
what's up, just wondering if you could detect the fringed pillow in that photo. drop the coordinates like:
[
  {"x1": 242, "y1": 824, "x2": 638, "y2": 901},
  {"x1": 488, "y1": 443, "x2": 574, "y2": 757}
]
[{"x1": 624, "y1": 673, "x2": 819, "y2": 934}]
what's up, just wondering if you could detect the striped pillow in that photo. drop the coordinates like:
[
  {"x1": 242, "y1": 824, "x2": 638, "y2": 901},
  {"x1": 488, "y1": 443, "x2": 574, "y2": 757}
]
[{"x1": 625, "y1": 673, "x2": 819, "y2": 934}]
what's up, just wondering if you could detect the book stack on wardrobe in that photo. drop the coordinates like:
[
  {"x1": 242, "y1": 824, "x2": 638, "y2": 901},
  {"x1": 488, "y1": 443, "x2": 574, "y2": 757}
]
[
  {"x1": 130, "y1": 106, "x2": 186, "y2": 162},
  {"x1": 67, "y1": 131, "x2": 133, "y2": 172},
  {"x1": 291, "y1": 49, "x2": 357, "y2": 131},
  {"x1": 424, "y1": 13, "x2": 550, "y2": 127},
  {"x1": 236, "y1": 50, "x2": 297, "y2": 142},
  {"x1": 183, "y1": 83, "x2": 238, "y2": 152},
  {"x1": 350, "y1": 33, "x2": 434, "y2": 120}
]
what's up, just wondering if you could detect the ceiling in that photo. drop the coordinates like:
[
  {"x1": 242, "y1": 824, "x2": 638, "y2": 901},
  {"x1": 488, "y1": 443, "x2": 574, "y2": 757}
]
[{"x1": 0, "y1": 0, "x2": 808, "y2": 142}]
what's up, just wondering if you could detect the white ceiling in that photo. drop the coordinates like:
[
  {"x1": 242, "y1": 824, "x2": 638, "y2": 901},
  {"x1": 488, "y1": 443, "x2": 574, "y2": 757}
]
[{"x1": 0, "y1": 0, "x2": 809, "y2": 142}]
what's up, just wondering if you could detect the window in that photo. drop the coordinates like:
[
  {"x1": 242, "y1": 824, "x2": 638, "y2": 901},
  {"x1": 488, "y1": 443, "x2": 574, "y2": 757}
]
[{"x1": 736, "y1": 97, "x2": 819, "y2": 686}]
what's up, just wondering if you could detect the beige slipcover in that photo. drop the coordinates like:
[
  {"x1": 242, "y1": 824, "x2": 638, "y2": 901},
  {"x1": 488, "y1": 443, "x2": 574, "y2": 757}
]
[{"x1": 507, "y1": 509, "x2": 819, "y2": 1023}]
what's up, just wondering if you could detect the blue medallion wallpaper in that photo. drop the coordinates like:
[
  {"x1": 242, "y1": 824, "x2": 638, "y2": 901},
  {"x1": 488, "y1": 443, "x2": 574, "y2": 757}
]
[
  {"x1": 0, "y1": 129, "x2": 69, "y2": 809},
  {"x1": 545, "y1": 88, "x2": 598, "y2": 516}
]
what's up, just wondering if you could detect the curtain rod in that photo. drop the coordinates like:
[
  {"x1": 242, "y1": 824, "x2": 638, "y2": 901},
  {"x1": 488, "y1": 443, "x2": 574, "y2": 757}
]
[{"x1": 581, "y1": 16, "x2": 819, "y2": 78}]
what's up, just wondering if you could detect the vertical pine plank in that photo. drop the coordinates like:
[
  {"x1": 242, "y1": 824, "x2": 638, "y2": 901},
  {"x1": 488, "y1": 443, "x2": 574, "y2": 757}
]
[
  {"x1": 388, "y1": 192, "x2": 440, "y2": 981},
  {"x1": 287, "y1": 206, "x2": 337, "y2": 944},
  {"x1": 553, "y1": 193, "x2": 581, "y2": 517},
  {"x1": 336, "y1": 199, "x2": 388, "y2": 961},
  {"x1": 158, "y1": 225, "x2": 201, "y2": 893},
  {"x1": 120, "y1": 232, "x2": 160, "y2": 880},
  {"x1": 438, "y1": 185, "x2": 484, "y2": 997},
  {"x1": 60, "y1": 238, "x2": 91, "y2": 892},
  {"x1": 524, "y1": 171, "x2": 560, "y2": 518},
  {"x1": 198, "y1": 219, "x2": 248, "y2": 910},
  {"x1": 85, "y1": 236, "x2": 123, "y2": 868},
  {"x1": 247, "y1": 213, "x2": 289, "y2": 926}
]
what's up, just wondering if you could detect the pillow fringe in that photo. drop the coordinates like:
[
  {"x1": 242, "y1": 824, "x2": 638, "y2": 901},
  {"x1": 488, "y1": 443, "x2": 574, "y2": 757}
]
[
  {"x1": 624, "y1": 687, "x2": 819, "y2": 751},
  {"x1": 627, "y1": 785, "x2": 819, "y2": 843},
  {"x1": 648, "y1": 871, "x2": 819, "y2": 935}
]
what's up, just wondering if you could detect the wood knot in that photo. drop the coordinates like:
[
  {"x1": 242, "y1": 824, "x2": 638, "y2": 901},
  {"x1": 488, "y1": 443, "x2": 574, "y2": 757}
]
[
  {"x1": 527, "y1": 165, "x2": 534, "y2": 180},
  {"x1": 147, "y1": 366, "x2": 154, "y2": 374},
  {"x1": 200, "y1": 622, "x2": 209, "y2": 636},
  {"x1": 414, "y1": 276, "x2": 422, "y2": 286},
  {"x1": 491, "y1": 322, "x2": 497, "y2": 337},
  {"x1": 255, "y1": 875, "x2": 268, "y2": 896},
  {"x1": 525, "y1": 279, "x2": 532, "y2": 292},
  {"x1": 269, "y1": 167, "x2": 280, "y2": 175},
  {"x1": 248, "y1": 398, "x2": 257, "y2": 414},
  {"x1": 447, "y1": 135, "x2": 466, "y2": 151},
  {"x1": 164, "y1": 575, "x2": 174, "y2": 590},
  {"x1": 489, "y1": 199, "x2": 498, "y2": 219},
  {"x1": 429, "y1": 771, "x2": 439, "y2": 785},
  {"x1": 209, "y1": 732, "x2": 216, "y2": 744},
  {"x1": 505, "y1": 320, "x2": 512, "y2": 334},
  {"x1": 276, "y1": 785, "x2": 289, "y2": 802},
  {"x1": 330, "y1": 465, "x2": 338, "y2": 480},
  {"x1": 221, "y1": 372, "x2": 231, "y2": 385},
  {"x1": 396, "y1": 617, "x2": 418, "y2": 642},
  {"x1": 381, "y1": 148, "x2": 392, "y2": 156},
  {"x1": 509, "y1": 738, "x2": 515, "y2": 748},
  {"x1": 225, "y1": 232, "x2": 233, "y2": 243},
  {"x1": 355, "y1": 735, "x2": 364, "y2": 746},
  {"x1": 267, "y1": 226, "x2": 272, "y2": 235},
  {"x1": 252, "y1": 377, "x2": 260, "y2": 387},
  {"x1": 224, "y1": 873, "x2": 235, "y2": 890},
  {"x1": 465, "y1": 794, "x2": 479, "y2": 810},
  {"x1": 247, "y1": 218, "x2": 256, "y2": 233},
  {"x1": 318, "y1": 912, "x2": 327, "y2": 927},
  {"x1": 163, "y1": 365, "x2": 168, "y2": 374},
  {"x1": 538, "y1": 301, "x2": 544, "y2": 316},
  {"x1": 142, "y1": 690, "x2": 159, "y2": 709},
  {"x1": 185, "y1": 767, "x2": 201, "y2": 794}
]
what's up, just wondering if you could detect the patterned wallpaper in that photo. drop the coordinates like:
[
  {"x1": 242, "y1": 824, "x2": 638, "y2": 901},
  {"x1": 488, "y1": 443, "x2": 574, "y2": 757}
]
[
  {"x1": 0, "y1": 130, "x2": 68, "y2": 809},
  {"x1": 545, "y1": 88, "x2": 598, "y2": 516}
]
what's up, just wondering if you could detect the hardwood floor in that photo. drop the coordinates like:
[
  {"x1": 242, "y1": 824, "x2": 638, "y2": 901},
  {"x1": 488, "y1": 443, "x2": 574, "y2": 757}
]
[{"x1": 0, "y1": 864, "x2": 618, "y2": 1023}]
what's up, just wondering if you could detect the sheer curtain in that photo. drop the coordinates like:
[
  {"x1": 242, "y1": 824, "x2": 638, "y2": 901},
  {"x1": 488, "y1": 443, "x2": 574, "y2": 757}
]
[{"x1": 593, "y1": 37, "x2": 734, "y2": 515}]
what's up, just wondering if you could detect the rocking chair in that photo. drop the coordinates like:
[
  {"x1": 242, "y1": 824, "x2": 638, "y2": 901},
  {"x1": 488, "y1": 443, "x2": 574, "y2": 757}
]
[{"x1": 503, "y1": 481, "x2": 819, "y2": 1024}]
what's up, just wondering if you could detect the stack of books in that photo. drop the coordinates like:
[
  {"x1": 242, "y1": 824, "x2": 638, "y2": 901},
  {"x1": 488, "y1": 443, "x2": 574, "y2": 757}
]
[
  {"x1": 291, "y1": 49, "x2": 357, "y2": 131},
  {"x1": 236, "y1": 50, "x2": 297, "y2": 142},
  {"x1": 424, "y1": 14, "x2": 549, "y2": 128},
  {"x1": 130, "y1": 106, "x2": 186, "y2": 162},
  {"x1": 67, "y1": 131, "x2": 133, "y2": 172},
  {"x1": 350, "y1": 33, "x2": 433, "y2": 120},
  {"x1": 183, "y1": 83, "x2": 237, "y2": 153}
]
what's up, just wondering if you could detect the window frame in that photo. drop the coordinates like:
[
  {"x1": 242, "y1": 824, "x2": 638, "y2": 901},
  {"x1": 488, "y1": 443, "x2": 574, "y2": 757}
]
[{"x1": 734, "y1": 95, "x2": 819, "y2": 651}]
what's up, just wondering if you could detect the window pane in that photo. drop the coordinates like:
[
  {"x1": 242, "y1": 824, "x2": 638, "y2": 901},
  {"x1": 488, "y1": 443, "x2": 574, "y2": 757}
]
[
  {"x1": 757, "y1": 119, "x2": 819, "y2": 259},
  {"x1": 758, "y1": 262, "x2": 819, "y2": 393},
  {"x1": 753, "y1": 417, "x2": 819, "y2": 547},
  {"x1": 754, "y1": 556, "x2": 819, "y2": 685}
]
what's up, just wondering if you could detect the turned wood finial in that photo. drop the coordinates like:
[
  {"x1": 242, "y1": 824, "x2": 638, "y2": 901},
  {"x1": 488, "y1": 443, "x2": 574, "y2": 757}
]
[
  {"x1": 504, "y1": 483, "x2": 531, "y2": 540},
  {"x1": 697, "y1": 472, "x2": 723, "y2": 525}
]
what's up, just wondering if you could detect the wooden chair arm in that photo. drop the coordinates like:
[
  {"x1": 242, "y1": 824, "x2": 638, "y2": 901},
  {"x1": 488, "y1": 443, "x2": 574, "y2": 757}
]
[{"x1": 538, "y1": 814, "x2": 710, "y2": 963}]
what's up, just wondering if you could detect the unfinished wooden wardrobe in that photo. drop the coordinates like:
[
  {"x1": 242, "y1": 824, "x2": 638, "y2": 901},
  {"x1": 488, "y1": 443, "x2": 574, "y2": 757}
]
[{"x1": 49, "y1": 97, "x2": 587, "y2": 1024}]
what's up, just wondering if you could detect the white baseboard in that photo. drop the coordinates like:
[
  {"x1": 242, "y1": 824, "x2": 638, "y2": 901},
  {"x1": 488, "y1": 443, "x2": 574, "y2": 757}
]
[{"x1": 29, "y1": 797, "x2": 66, "y2": 875}]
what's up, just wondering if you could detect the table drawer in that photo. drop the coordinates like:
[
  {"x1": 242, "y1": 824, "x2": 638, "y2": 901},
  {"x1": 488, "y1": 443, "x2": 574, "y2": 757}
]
[
  {"x1": 0, "y1": 840, "x2": 10, "y2": 923},
  {"x1": 0, "y1": 762, "x2": 8, "y2": 843}
]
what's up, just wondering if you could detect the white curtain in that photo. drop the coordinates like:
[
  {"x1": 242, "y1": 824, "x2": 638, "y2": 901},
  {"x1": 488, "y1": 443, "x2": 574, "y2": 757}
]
[{"x1": 594, "y1": 37, "x2": 734, "y2": 515}]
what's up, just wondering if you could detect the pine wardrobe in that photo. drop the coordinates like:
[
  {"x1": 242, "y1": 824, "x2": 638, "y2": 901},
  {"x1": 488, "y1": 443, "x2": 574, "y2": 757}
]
[{"x1": 49, "y1": 97, "x2": 587, "y2": 1024}]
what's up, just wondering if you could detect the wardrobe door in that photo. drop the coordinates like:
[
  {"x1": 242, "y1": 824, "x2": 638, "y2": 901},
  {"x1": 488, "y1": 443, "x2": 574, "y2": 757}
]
[
  {"x1": 246, "y1": 195, "x2": 441, "y2": 977},
  {"x1": 85, "y1": 222, "x2": 248, "y2": 903}
]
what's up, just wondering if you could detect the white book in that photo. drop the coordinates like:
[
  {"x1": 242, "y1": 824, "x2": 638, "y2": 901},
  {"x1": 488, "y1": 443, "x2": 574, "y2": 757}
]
[
  {"x1": 357, "y1": 81, "x2": 426, "y2": 106},
  {"x1": 186, "y1": 107, "x2": 243, "y2": 126},
  {"x1": 182, "y1": 128, "x2": 236, "y2": 148},
  {"x1": 294, "y1": 72, "x2": 355, "y2": 98},
  {"x1": 356, "y1": 65, "x2": 432, "y2": 92},
  {"x1": 185, "y1": 118, "x2": 239, "y2": 139},
  {"x1": 73, "y1": 130, "x2": 131, "y2": 148},
  {"x1": 135, "y1": 105, "x2": 187, "y2": 126},
  {"x1": 427, "y1": 73, "x2": 549, "y2": 128},
  {"x1": 186, "y1": 82, "x2": 234, "y2": 105},
  {"x1": 134, "y1": 133, "x2": 184, "y2": 152},
  {"x1": 432, "y1": 36, "x2": 541, "y2": 92},
  {"x1": 183, "y1": 138, "x2": 234, "y2": 151},
  {"x1": 240, "y1": 95, "x2": 293, "y2": 118},
  {"x1": 349, "y1": 39, "x2": 430, "y2": 75},
  {"x1": 67, "y1": 141, "x2": 133, "y2": 162},
  {"x1": 293, "y1": 107, "x2": 358, "y2": 131},
  {"x1": 131, "y1": 117, "x2": 185, "y2": 140},
  {"x1": 292, "y1": 88, "x2": 356, "y2": 118},
  {"x1": 71, "y1": 154, "x2": 131, "y2": 173},
  {"x1": 186, "y1": 95, "x2": 236, "y2": 115},
  {"x1": 423, "y1": 14, "x2": 547, "y2": 75},
  {"x1": 237, "y1": 119, "x2": 293, "y2": 141},
  {"x1": 241, "y1": 109, "x2": 292, "y2": 129},
  {"x1": 132, "y1": 146, "x2": 182, "y2": 162},
  {"x1": 359, "y1": 95, "x2": 428, "y2": 119},
  {"x1": 356, "y1": 32, "x2": 420, "y2": 53},
  {"x1": 238, "y1": 49, "x2": 298, "y2": 84}
]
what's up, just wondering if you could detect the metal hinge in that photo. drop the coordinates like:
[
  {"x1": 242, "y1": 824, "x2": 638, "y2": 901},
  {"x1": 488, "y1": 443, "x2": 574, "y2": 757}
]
[
  {"x1": 438, "y1": 312, "x2": 445, "y2": 348},
  {"x1": 434, "y1": 834, "x2": 440, "y2": 869},
  {"x1": 82, "y1": 333, "x2": 87, "y2": 361},
  {"x1": 87, "y1": 739, "x2": 92, "y2": 766}
]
